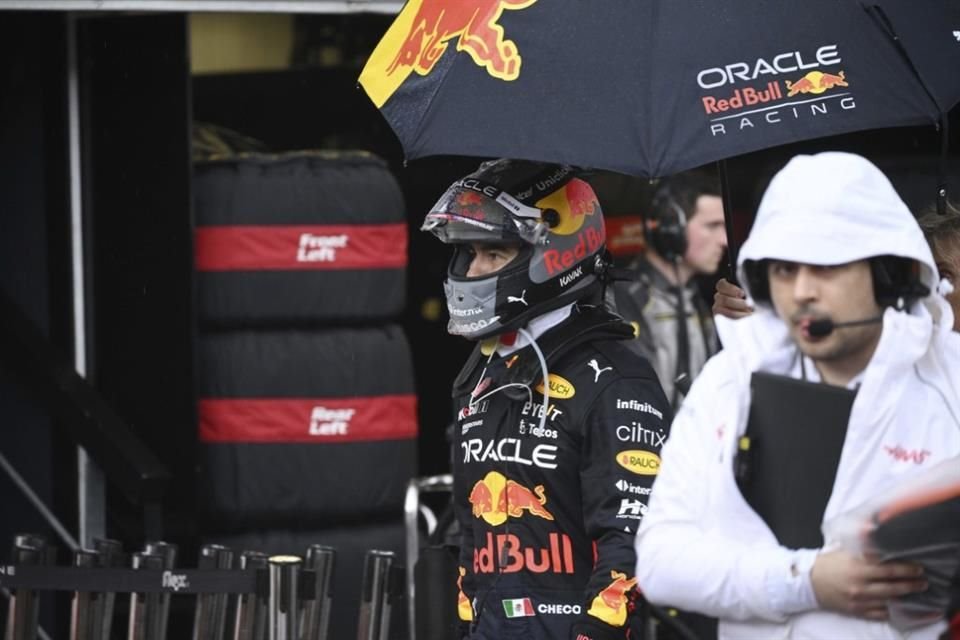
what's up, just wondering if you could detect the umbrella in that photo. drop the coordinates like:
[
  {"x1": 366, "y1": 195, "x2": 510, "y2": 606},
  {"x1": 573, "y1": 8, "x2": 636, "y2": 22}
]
[{"x1": 359, "y1": 0, "x2": 960, "y2": 180}]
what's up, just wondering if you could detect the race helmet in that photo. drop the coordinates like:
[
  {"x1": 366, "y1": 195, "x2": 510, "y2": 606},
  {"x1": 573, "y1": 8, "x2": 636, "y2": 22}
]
[{"x1": 422, "y1": 159, "x2": 609, "y2": 340}]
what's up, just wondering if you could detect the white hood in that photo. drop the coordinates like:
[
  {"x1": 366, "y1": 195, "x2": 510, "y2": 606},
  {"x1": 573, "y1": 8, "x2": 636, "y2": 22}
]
[
  {"x1": 738, "y1": 151, "x2": 937, "y2": 294},
  {"x1": 720, "y1": 152, "x2": 952, "y2": 365}
]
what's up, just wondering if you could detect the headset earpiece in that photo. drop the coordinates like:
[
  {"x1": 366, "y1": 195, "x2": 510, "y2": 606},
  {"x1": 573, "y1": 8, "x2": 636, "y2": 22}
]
[
  {"x1": 645, "y1": 184, "x2": 689, "y2": 262},
  {"x1": 870, "y1": 256, "x2": 929, "y2": 309},
  {"x1": 743, "y1": 260, "x2": 770, "y2": 304}
]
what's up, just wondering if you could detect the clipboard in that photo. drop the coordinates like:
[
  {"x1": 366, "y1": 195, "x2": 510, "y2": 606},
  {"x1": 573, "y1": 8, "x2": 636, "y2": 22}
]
[{"x1": 736, "y1": 371, "x2": 856, "y2": 549}]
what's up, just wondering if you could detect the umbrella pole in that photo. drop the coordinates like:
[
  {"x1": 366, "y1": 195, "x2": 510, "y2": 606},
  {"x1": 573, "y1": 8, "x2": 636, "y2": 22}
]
[
  {"x1": 717, "y1": 159, "x2": 738, "y2": 281},
  {"x1": 938, "y1": 112, "x2": 949, "y2": 215}
]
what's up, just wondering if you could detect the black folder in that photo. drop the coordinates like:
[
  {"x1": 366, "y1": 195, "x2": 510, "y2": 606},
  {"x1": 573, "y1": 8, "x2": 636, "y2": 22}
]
[{"x1": 736, "y1": 371, "x2": 857, "y2": 549}]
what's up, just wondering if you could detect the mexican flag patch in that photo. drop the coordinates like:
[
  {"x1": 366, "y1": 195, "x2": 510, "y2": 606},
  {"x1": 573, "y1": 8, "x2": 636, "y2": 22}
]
[{"x1": 502, "y1": 597, "x2": 535, "y2": 618}]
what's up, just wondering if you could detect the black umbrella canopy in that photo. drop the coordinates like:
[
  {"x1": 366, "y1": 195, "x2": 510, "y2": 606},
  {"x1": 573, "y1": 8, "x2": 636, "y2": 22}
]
[
  {"x1": 360, "y1": 0, "x2": 960, "y2": 178},
  {"x1": 869, "y1": 0, "x2": 960, "y2": 114}
]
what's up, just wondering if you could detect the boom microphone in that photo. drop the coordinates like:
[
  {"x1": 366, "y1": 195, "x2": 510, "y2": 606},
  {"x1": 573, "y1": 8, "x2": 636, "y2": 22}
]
[{"x1": 807, "y1": 316, "x2": 884, "y2": 338}]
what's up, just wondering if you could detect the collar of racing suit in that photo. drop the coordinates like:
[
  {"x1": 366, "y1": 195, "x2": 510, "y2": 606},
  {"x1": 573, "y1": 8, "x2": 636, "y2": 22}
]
[{"x1": 451, "y1": 303, "x2": 635, "y2": 401}]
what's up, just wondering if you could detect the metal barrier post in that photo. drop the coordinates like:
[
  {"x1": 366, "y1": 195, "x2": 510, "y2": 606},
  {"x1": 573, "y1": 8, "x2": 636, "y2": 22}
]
[
  {"x1": 93, "y1": 538, "x2": 123, "y2": 640},
  {"x1": 193, "y1": 544, "x2": 234, "y2": 640},
  {"x1": 4, "y1": 539, "x2": 44, "y2": 640},
  {"x1": 11, "y1": 533, "x2": 49, "y2": 557},
  {"x1": 356, "y1": 550, "x2": 394, "y2": 640},
  {"x1": 301, "y1": 545, "x2": 335, "y2": 640},
  {"x1": 267, "y1": 556, "x2": 300, "y2": 640},
  {"x1": 403, "y1": 481, "x2": 418, "y2": 640},
  {"x1": 144, "y1": 541, "x2": 178, "y2": 639},
  {"x1": 128, "y1": 552, "x2": 164, "y2": 640},
  {"x1": 232, "y1": 551, "x2": 268, "y2": 640},
  {"x1": 403, "y1": 474, "x2": 452, "y2": 640},
  {"x1": 70, "y1": 549, "x2": 101, "y2": 640}
]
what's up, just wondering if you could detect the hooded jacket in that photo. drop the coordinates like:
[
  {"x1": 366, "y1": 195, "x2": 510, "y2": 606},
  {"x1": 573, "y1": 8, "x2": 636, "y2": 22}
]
[{"x1": 634, "y1": 152, "x2": 960, "y2": 640}]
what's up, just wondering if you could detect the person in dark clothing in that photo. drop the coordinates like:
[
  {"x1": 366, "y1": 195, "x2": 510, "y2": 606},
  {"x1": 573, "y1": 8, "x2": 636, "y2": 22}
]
[
  {"x1": 422, "y1": 159, "x2": 672, "y2": 640},
  {"x1": 608, "y1": 170, "x2": 725, "y2": 408}
]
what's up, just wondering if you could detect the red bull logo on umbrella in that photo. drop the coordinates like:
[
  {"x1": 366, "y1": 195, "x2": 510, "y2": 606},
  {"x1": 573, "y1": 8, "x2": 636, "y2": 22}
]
[
  {"x1": 385, "y1": 0, "x2": 539, "y2": 80},
  {"x1": 786, "y1": 70, "x2": 848, "y2": 96},
  {"x1": 695, "y1": 44, "x2": 856, "y2": 138},
  {"x1": 587, "y1": 570, "x2": 638, "y2": 626},
  {"x1": 359, "y1": 0, "x2": 539, "y2": 107},
  {"x1": 469, "y1": 470, "x2": 555, "y2": 526}
]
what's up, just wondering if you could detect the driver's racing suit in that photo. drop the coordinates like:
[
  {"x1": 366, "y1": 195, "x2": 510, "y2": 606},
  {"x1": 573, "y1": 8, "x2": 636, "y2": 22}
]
[{"x1": 452, "y1": 306, "x2": 672, "y2": 640}]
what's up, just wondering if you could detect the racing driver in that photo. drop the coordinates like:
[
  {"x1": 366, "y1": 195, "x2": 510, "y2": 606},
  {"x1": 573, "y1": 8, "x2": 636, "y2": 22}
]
[{"x1": 422, "y1": 159, "x2": 672, "y2": 640}]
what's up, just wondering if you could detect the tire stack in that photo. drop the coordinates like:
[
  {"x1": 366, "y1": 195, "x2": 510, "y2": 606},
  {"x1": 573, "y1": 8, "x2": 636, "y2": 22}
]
[{"x1": 193, "y1": 151, "x2": 416, "y2": 639}]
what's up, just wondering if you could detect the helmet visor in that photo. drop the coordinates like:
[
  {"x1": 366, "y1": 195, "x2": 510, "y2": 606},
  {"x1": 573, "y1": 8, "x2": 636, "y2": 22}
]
[{"x1": 421, "y1": 184, "x2": 544, "y2": 244}]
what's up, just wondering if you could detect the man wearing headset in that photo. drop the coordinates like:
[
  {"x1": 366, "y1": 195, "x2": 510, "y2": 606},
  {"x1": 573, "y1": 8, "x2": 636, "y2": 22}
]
[
  {"x1": 713, "y1": 201, "x2": 960, "y2": 331},
  {"x1": 608, "y1": 170, "x2": 726, "y2": 409},
  {"x1": 634, "y1": 152, "x2": 960, "y2": 639},
  {"x1": 422, "y1": 159, "x2": 671, "y2": 640}
]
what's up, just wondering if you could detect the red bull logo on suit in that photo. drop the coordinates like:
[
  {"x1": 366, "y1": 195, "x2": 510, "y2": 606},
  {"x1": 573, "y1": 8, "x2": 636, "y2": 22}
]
[
  {"x1": 467, "y1": 472, "x2": 575, "y2": 574},
  {"x1": 468, "y1": 470, "x2": 554, "y2": 525},
  {"x1": 587, "y1": 570, "x2": 638, "y2": 626}
]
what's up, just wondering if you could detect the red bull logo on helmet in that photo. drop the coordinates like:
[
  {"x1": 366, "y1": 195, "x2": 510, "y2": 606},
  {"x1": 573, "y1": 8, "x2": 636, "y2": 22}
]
[
  {"x1": 468, "y1": 470, "x2": 554, "y2": 526},
  {"x1": 535, "y1": 179, "x2": 600, "y2": 236},
  {"x1": 542, "y1": 227, "x2": 604, "y2": 276},
  {"x1": 524, "y1": 178, "x2": 606, "y2": 286},
  {"x1": 565, "y1": 179, "x2": 600, "y2": 218}
]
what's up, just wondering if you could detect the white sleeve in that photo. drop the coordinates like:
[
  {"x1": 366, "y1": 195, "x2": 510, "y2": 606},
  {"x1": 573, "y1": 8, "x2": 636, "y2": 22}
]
[{"x1": 633, "y1": 358, "x2": 819, "y2": 621}]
